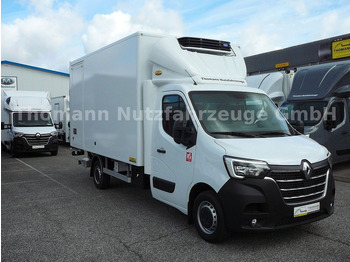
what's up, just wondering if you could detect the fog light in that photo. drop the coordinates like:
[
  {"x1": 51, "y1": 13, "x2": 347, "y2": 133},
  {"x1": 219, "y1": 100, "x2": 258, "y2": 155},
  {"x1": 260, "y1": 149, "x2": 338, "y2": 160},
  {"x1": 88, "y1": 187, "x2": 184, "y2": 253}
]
[{"x1": 251, "y1": 219, "x2": 257, "y2": 227}]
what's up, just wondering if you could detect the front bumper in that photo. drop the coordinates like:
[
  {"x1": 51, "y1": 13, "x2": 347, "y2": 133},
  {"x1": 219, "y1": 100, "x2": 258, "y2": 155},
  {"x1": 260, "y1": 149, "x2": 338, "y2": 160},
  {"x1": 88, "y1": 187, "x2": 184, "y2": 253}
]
[
  {"x1": 13, "y1": 136, "x2": 59, "y2": 153},
  {"x1": 218, "y1": 164, "x2": 335, "y2": 232}
]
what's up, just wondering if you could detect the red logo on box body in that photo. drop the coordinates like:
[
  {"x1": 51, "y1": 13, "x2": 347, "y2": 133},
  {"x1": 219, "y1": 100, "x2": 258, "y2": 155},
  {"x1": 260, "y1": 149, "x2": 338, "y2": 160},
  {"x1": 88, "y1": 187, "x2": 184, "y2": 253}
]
[{"x1": 186, "y1": 152, "x2": 192, "y2": 162}]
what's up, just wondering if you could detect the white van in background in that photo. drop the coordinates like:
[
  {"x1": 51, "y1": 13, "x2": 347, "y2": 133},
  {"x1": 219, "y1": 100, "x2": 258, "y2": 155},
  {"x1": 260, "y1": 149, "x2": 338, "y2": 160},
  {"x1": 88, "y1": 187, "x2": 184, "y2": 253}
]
[
  {"x1": 51, "y1": 95, "x2": 70, "y2": 143},
  {"x1": 1, "y1": 90, "x2": 60, "y2": 157},
  {"x1": 246, "y1": 71, "x2": 295, "y2": 107}
]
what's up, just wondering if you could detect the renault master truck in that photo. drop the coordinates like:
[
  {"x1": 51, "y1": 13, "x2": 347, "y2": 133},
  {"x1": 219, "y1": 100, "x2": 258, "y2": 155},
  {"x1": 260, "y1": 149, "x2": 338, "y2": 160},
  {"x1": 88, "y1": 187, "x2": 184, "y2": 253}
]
[
  {"x1": 1, "y1": 90, "x2": 60, "y2": 157},
  {"x1": 70, "y1": 32, "x2": 335, "y2": 242},
  {"x1": 281, "y1": 62, "x2": 350, "y2": 164}
]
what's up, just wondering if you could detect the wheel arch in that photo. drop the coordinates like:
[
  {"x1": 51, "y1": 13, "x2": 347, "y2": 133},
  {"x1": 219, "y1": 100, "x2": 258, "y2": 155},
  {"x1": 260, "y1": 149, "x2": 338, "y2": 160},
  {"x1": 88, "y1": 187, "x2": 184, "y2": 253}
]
[{"x1": 187, "y1": 182, "x2": 216, "y2": 224}]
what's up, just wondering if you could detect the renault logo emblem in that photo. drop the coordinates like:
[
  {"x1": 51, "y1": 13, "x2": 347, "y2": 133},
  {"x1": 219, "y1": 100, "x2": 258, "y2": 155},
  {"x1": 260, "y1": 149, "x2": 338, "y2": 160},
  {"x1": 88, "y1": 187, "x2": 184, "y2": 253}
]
[
  {"x1": 35, "y1": 133, "x2": 41, "y2": 139},
  {"x1": 301, "y1": 160, "x2": 313, "y2": 180}
]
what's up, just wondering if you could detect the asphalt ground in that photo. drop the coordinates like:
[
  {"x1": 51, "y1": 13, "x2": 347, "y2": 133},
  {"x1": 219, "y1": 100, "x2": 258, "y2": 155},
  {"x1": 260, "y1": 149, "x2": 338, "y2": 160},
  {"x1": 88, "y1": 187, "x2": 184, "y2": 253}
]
[{"x1": 1, "y1": 145, "x2": 350, "y2": 261}]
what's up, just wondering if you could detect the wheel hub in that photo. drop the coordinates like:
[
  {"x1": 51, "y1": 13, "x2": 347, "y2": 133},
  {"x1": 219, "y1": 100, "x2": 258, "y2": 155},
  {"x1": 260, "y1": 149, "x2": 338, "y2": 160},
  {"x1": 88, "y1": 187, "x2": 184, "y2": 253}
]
[
  {"x1": 94, "y1": 166, "x2": 102, "y2": 184},
  {"x1": 197, "y1": 201, "x2": 217, "y2": 235}
]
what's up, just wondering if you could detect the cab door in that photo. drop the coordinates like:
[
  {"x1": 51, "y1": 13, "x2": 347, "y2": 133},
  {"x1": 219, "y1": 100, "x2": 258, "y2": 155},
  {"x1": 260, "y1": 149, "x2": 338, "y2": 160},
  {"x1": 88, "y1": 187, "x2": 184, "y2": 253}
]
[
  {"x1": 324, "y1": 99, "x2": 350, "y2": 163},
  {"x1": 151, "y1": 92, "x2": 197, "y2": 213}
]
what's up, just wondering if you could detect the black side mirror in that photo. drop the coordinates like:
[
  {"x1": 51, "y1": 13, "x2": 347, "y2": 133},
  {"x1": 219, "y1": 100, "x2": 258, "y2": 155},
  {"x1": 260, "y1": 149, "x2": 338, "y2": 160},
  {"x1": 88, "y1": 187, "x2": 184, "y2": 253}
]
[
  {"x1": 1, "y1": 122, "x2": 11, "y2": 130},
  {"x1": 55, "y1": 121, "x2": 63, "y2": 129},
  {"x1": 293, "y1": 120, "x2": 304, "y2": 134},
  {"x1": 324, "y1": 115, "x2": 337, "y2": 131},
  {"x1": 173, "y1": 120, "x2": 196, "y2": 148}
]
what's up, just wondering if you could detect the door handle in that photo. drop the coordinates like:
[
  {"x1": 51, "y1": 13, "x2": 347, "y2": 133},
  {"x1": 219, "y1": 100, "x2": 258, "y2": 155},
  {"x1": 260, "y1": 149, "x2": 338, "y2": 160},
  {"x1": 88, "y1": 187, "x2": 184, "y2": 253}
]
[
  {"x1": 157, "y1": 148, "x2": 166, "y2": 154},
  {"x1": 341, "y1": 131, "x2": 348, "y2": 135}
]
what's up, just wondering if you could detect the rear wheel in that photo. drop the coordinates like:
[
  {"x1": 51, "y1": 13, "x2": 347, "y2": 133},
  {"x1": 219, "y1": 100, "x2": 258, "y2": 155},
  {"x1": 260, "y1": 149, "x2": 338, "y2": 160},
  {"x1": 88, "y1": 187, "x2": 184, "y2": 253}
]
[
  {"x1": 193, "y1": 190, "x2": 228, "y2": 243},
  {"x1": 92, "y1": 158, "x2": 110, "y2": 189}
]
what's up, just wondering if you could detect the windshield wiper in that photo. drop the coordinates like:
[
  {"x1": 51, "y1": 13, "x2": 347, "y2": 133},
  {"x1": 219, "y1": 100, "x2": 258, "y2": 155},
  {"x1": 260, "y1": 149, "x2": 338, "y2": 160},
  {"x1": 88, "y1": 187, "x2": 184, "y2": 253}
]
[
  {"x1": 259, "y1": 131, "x2": 291, "y2": 137},
  {"x1": 211, "y1": 131, "x2": 261, "y2": 138}
]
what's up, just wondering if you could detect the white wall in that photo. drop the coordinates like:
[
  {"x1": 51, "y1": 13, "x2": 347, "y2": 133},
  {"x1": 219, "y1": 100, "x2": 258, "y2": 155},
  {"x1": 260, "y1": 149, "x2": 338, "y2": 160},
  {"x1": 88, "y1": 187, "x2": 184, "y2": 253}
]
[{"x1": 1, "y1": 63, "x2": 69, "y2": 97}]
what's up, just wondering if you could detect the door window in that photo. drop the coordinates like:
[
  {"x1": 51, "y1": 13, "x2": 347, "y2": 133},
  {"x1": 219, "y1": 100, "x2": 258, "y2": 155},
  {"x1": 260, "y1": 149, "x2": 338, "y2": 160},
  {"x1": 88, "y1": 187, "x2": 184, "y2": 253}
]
[
  {"x1": 162, "y1": 95, "x2": 190, "y2": 137},
  {"x1": 329, "y1": 102, "x2": 345, "y2": 127}
]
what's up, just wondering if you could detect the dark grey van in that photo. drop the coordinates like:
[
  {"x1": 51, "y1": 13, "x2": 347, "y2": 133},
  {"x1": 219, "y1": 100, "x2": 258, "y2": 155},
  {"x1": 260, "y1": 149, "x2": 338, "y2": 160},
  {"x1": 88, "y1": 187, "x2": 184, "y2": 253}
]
[{"x1": 281, "y1": 62, "x2": 350, "y2": 164}]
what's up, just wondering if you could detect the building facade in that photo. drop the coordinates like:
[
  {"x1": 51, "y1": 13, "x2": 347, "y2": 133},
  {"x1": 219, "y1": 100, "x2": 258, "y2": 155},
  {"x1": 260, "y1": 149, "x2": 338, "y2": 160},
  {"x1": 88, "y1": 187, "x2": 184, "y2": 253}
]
[{"x1": 1, "y1": 61, "x2": 69, "y2": 97}]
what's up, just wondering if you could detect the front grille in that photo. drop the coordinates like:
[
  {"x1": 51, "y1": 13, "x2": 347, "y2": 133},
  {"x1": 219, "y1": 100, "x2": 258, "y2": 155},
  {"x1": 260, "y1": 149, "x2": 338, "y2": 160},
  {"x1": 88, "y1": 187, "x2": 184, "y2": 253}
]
[
  {"x1": 24, "y1": 133, "x2": 51, "y2": 146},
  {"x1": 268, "y1": 162, "x2": 329, "y2": 205},
  {"x1": 178, "y1": 37, "x2": 231, "y2": 52}
]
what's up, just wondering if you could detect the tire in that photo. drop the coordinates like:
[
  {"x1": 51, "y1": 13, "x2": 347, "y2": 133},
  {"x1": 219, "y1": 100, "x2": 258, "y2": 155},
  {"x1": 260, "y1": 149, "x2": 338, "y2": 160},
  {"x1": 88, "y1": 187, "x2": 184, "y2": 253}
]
[
  {"x1": 193, "y1": 190, "x2": 228, "y2": 243},
  {"x1": 10, "y1": 142, "x2": 18, "y2": 158},
  {"x1": 92, "y1": 158, "x2": 110, "y2": 189},
  {"x1": 51, "y1": 150, "x2": 58, "y2": 156}
]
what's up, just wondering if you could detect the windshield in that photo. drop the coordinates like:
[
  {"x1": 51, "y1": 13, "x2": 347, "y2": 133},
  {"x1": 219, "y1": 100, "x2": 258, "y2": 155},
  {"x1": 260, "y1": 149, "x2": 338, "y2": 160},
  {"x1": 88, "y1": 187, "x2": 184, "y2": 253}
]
[
  {"x1": 280, "y1": 101, "x2": 327, "y2": 126},
  {"x1": 189, "y1": 91, "x2": 292, "y2": 138},
  {"x1": 13, "y1": 112, "x2": 53, "y2": 127}
]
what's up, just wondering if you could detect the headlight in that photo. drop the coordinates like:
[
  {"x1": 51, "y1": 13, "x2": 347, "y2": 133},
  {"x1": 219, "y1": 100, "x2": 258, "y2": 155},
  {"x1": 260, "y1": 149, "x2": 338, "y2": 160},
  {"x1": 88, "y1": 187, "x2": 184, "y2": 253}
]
[
  {"x1": 224, "y1": 156, "x2": 270, "y2": 179},
  {"x1": 51, "y1": 131, "x2": 58, "y2": 136},
  {"x1": 327, "y1": 152, "x2": 332, "y2": 168},
  {"x1": 14, "y1": 132, "x2": 24, "y2": 138}
]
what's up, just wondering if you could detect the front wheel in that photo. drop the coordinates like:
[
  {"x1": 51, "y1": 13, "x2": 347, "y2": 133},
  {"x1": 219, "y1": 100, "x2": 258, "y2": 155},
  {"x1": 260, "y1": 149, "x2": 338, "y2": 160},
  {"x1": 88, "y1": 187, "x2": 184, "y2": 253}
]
[
  {"x1": 10, "y1": 142, "x2": 18, "y2": 158},
  {"x1": 92, "y1": 158, "x2": 110, "y2": 189},
  {"x1": 51, "y1": 150, "x2": 58, "y2": 156},
  {"x1": 193, "y1": 191, "x2": 228, "y2": 243}
]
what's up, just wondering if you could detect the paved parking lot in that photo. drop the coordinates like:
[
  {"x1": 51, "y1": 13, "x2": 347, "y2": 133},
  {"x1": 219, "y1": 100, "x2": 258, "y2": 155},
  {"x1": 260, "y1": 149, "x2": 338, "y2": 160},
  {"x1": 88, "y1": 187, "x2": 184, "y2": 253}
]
[{"x1": 2, "y1": 145, "x2": 350, "y2": 261}]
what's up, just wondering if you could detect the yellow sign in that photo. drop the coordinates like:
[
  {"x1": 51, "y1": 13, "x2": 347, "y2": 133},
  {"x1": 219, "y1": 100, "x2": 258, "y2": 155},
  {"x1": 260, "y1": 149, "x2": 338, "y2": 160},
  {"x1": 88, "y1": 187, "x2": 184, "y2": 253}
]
[
  {"x1": 275, "y1": 62, "x2": 289, "y2": 69},
  {"x1": 332, "y1": 39, "x2": 350, "y2": 59},
  {"x1": 129, "y1": 157, "x2": 137, "y2": 163}
]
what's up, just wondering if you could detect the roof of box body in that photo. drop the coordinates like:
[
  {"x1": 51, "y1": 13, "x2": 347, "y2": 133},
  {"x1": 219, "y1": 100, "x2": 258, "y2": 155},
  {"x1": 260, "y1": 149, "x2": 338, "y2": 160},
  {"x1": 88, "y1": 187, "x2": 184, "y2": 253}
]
[{"x1": 1, "y1": 60, "x2": 69, "y2": 77}]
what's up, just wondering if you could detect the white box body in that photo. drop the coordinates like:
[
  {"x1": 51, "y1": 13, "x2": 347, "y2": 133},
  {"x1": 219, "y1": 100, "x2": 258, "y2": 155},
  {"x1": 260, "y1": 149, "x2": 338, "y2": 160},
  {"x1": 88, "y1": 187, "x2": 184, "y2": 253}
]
[{"x1": 70, "y1": 33, "x2": 162, "y2": 166}]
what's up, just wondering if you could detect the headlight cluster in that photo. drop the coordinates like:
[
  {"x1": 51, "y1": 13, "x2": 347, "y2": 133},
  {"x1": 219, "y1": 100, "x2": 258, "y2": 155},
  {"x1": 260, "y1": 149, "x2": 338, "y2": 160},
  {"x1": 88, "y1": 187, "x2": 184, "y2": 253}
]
[
  {"x1": 14, "y1": 132, "x2": 24, "y2": 138},
  {"x1": 50, "y1": 131, "x2": 58, "y2": 136},
  {"x1": 224, "y1": 156, "x2": 270, "y2": 179},
  {"x1": 327, "y1": 152, "x2": 332, "y2": 168}
]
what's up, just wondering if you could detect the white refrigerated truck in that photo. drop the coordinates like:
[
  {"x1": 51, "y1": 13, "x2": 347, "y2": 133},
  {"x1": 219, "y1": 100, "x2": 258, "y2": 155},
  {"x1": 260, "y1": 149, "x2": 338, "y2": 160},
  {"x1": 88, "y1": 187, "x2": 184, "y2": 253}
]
[
  {"x1": 1, "y1": 90, "x2": 60, "y2": 157},
  {"x1": 51, "y1": 95, "x2": 70, "y2": 143},
  {"x1": 246, "y1": 71, "x2": 295, "y2": 107},
  {"x1": 70, "y1": 32, "x2": 335, "y2": 242}
]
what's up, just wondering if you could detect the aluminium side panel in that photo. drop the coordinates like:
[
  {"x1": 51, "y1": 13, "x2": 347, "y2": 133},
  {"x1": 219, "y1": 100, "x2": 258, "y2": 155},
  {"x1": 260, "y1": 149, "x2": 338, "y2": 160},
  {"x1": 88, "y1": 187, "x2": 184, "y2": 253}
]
[
  {"x1": 70, "y1": 33, "x2": 161, "y2": 165},
  {"x1": 72, "y1": 33, "x2": 161, "y2": 166},
  {"x1": 83, "y1": 36, "x2": 140, "y2": 165}
]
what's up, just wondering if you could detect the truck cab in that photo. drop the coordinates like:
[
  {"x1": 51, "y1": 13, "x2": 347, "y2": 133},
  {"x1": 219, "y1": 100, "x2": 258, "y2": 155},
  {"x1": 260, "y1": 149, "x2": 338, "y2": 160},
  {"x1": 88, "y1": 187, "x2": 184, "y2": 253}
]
[
  {"x1": 1, "y1": 90, "x2": 59, "y2": 157},
  {"x1": 281, "y1": 62, "x2": 350, "y2": 164},
  {"x1": 149, "y1": 83, "x2": 334, "y2": 242}
]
